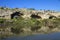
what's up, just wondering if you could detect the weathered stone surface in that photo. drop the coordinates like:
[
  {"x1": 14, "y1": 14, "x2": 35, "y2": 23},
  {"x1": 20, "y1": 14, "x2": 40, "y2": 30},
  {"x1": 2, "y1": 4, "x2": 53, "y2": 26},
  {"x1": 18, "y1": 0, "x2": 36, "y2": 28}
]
[{"x1": 0, "y1": 8, "x2": 60, "y2": 19}]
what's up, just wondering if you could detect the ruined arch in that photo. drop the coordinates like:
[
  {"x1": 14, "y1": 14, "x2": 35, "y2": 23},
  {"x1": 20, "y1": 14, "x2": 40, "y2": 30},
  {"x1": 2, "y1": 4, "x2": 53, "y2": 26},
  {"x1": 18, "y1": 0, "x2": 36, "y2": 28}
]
[
  {"x1": 11, "y1": 11, "x2": 23, "y2": 19},
  {"x1": 49, "y1": 15, "x2": 57, "y2": 19},
  {"x1": 31, "y1": 14, "x2": 41, "y2": 19}
]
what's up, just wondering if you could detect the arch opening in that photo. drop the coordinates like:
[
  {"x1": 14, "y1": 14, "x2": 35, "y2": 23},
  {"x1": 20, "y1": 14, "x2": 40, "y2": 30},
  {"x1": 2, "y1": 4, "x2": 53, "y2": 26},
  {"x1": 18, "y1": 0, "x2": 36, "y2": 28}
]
[
  {"x1": 11, "y1": 12, "x2": 23, "y2": 19},
  {"x1": 31, "y1": 14, "x2": 41, "y2": 19},
  {"x1": 49, "y1": 16, "x2": 57, "y2": 19}
]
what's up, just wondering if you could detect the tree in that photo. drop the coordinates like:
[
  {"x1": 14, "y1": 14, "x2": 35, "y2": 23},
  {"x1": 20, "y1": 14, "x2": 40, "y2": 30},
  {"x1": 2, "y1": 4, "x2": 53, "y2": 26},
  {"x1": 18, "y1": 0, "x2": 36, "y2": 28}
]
[{"x1": 28, "y1": 8, "x2": 35, "y2": 10}]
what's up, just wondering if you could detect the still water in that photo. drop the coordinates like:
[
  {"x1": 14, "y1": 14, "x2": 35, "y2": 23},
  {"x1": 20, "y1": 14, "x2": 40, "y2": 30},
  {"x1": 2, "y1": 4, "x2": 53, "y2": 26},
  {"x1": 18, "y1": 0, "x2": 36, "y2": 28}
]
[{"x1": 1, "y1": 32, "x2": 60, "y2": 40}]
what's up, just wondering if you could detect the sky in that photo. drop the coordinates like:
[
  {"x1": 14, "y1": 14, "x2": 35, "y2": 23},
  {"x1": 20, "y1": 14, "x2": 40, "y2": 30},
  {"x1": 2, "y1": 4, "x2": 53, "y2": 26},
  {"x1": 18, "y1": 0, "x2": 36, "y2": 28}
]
[{"x1": 0, "y1": 0, "x2": 60, "y2": 11}]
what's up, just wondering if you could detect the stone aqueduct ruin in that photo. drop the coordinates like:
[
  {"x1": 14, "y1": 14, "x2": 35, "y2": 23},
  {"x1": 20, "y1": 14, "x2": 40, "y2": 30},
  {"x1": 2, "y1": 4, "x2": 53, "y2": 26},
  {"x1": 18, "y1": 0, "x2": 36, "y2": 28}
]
[{"x1": 0, "y1": 8, "x2": 60, "y2": 19}]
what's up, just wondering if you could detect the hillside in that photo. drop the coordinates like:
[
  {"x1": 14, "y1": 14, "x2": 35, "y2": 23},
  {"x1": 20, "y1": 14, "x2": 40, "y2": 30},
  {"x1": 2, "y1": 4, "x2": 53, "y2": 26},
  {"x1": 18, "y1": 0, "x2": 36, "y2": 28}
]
[
  {"x1": 0, "y1": 7, "x2": 60, "y2": 38},
  {"x1": 0, "y1": 7, "x2": 60, "y2": 19}
]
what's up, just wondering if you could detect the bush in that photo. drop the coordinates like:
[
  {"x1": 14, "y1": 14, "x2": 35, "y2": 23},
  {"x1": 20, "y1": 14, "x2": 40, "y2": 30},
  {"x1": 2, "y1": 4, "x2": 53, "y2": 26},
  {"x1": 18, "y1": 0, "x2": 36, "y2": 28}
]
[
  {"x1": 11, "y1": 27, "x2": 23, "y2": 34},
  {"x1": 11, "y1": 18, "x2": 42, "y2": 33},
  {"x1": 30, "y1": 19, "x2": 41, "y2": 31},
  {"x1": 0, "y1": 7, "x2": 4, "y2": 9},
  {"x1": 0, "y1": 17, "x2": 60, "y2": 34},
  {"x1": 0, "y1": 19, "x2": 6, "y2": 28},
  {"x1": 28, "y1": 8, "x2": 35, "y2": 10},
  {"x1": 0, "y1": 19, "x2": 13, "y2": 29},
  {"x1": 41, "y1": 19, "x2": 60, "y2": 29}
]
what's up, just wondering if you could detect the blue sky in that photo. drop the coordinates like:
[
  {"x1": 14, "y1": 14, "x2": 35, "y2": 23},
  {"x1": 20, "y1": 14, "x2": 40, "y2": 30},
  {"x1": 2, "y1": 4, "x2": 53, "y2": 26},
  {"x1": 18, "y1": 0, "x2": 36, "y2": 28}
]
[{"x1": 0, "y1": 0, "x2": 60, "y2": 11}]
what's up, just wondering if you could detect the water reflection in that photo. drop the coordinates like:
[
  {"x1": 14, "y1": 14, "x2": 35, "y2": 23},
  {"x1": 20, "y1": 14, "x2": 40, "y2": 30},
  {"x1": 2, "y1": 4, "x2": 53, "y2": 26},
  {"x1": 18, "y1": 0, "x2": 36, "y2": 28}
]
[{"x1": 1, "y1": 32, "x2": 60, "y2": 40}]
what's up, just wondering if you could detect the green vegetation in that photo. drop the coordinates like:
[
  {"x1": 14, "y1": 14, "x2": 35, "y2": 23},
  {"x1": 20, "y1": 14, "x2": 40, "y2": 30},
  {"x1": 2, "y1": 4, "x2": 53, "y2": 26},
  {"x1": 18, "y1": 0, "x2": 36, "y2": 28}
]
[
  {"x1": 0, "y1": 7, "x2": 4, "y2": 9},
  {"x1": 27, "y1": 8, "x2": 35, "y2": 10},
  {"x1": 0, "y1": 17, "x2": 60, "y2": 38}
]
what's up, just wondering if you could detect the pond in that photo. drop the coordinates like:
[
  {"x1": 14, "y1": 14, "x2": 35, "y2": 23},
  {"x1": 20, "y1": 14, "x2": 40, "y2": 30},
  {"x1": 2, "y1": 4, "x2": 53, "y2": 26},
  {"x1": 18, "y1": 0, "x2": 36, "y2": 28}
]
[{"x1": 1, "y1": 32, "x2": 60, "y2": 40}]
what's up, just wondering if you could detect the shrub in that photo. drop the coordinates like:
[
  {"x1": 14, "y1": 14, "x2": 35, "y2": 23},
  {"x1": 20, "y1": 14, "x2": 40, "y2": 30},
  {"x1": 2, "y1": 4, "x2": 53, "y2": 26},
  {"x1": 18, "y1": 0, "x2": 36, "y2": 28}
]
[
  {"x1": 0, "y1": 7, "x2": 4, "y2": 9},
  {"x1": 42, "y1": 19, "x2": 60, "y2": 29},
  {"x1": 0, "y1": 19, "x2": 6, "y2": 28},
  {"x1": 30, "y1": 19, "x2": 41, "y2": 31},
  {"x1": 11, "y1": 27, "x2": 23, "y2": 34},
  {"x1": 28, "y1": 8, "x2": 35, "y2": 10}
]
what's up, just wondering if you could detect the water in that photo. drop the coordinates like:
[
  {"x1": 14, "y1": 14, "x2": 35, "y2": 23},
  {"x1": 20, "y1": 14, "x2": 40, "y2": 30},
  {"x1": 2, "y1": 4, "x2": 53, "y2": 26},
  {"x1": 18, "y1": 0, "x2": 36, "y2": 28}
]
[{"x1": 1, "y1": 32, "x2": 60, "y2": 40}]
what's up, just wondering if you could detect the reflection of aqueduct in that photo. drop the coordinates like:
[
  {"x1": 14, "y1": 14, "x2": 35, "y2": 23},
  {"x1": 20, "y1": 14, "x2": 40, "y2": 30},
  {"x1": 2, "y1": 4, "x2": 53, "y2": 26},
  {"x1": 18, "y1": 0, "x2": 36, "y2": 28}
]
[{"x1": 0, "y1": 9, "x2": 60, "y2": 19}]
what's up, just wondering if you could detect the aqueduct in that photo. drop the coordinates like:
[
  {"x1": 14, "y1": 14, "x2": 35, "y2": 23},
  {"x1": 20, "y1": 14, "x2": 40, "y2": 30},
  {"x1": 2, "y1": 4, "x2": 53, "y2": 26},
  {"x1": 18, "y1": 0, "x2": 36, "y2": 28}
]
[{"x1": 0, "y1": 8, "x2": 60, "y2": 19}]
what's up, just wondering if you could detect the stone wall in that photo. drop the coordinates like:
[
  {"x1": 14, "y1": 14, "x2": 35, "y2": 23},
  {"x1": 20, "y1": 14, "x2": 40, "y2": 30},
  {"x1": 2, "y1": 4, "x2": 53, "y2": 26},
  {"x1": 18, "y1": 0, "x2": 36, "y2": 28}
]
[{"x1": 0, "y1": 8, "x2": 60, "y2": 19}]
